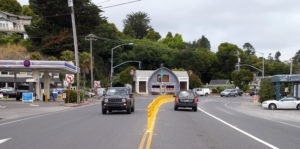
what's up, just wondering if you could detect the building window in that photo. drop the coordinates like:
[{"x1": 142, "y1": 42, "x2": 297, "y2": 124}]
[
  {"x1": 1, "y1": 72, "x2": 8, "y2": 75},
  {"x1": 162, "y1": 75, "x2": 169, "y2": 82},
  {"x1": 157, "y1": 75, "x2": 161, "y2": 82}
]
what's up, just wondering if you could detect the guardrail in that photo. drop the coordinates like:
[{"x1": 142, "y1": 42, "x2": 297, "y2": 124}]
[{"x1": 147, "y1": 95, "x2": 174, "y2": 131}]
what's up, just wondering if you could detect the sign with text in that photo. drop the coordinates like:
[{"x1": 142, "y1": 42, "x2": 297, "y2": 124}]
[
  {"x1": 94, "y1": 81, "x2": 100, "y2": 88},
  {"x1": 65, "y1": 74, "x2": 74, "y2": 84},
  {"x1": 63, "y1": 93, "x2": 67, "y2": 99},
  {"x1": 22, "y1": 93, "x2": 34, "y2": 103}
]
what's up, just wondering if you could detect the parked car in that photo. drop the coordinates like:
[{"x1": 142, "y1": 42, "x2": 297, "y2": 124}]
[
  {"x1": 220, "y1": 89, "x2": 237, "y2": 97},
  {"x1": 262, "y1": 97, "x2": 300, "y2": 110},
  {"x1": 236, "y1": 89, "x2": 244, "y2": 96},
  {"x1": 195, "y1": 88, "x2": 211, "y2": 96},
  {"x1": 0, "y1": 87, "x2": 16, "y2": 98},
  {"x1": 102, "y1": 87, "x2": 135, "y2": 114},
  {"x1": 174, "y1": 90, "x2": 198, "y2": 111}
]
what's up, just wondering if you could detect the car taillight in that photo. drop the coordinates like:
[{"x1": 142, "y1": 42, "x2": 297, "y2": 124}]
[
  {"x1": 194, "y1": 98, "x2": 198, "y2": 103},
  {"x1": 175, "y1": 97, "x2": 179, "y2": 102}
]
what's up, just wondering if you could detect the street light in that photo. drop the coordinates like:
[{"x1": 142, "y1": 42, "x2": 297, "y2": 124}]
[
  {"x1": 110, "y1": 43, "x2": 134, "y2": 87},
  {"x1": 256, "y1": 51, "x2": 265, "y2": 78}
]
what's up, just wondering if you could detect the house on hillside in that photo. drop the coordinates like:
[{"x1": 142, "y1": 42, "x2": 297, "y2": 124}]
[
  {"x1": 134, "y1": 67, "x2": 189, "y2": 94},
  {"x1": 208, "y1": 80, "x2": 232, "y2": 87},
  {"x1": 0, "y1": 11, "x2": 32, "y2": 38}
]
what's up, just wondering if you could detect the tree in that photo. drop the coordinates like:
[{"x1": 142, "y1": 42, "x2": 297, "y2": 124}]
[
  {"x1": 144, "y1": 29, "x2": 161, "y2": 41},
  {"x1": 21, "y1": 5, "x2": 36, "y2": 17},
  {"x1": 27, "y1": 0, "x2": 104, "y2": 56},
  {"x1": 275, "y1": 51, "x2": 281, "y2": 61},
  {"x1": 259, "y1": 78, "x2": 275, "y2": 103},
  {"x1": 79, "y1": 52, "x2": 90, "y2": 90},
  {"x1": 48, "y1": 56, "x2": 57, "y2": 61},
  {"x1": 29, "y1": 52, "x2": 42, "y2": 60},
  {"x1": 0, "y1": 0, "x2": 22, "y2": 15},
  {"x1": 243, "y1": 43, "x2": 255, "y2": 55},
  {"x1": 123, "y1": 11, "x2": 151, "y2": 39},
  {"x1": 188, "y1": 35, "x2": 211, "y2": 50},
  {"x1": 60, "y1": 50, "x2": 74, "y2": 62},
  {"x1": 189, "y1": 71, "x2": 202, "y2": 89},
  {"x1": 231, "y1": 69, "x2": 254, "y2": 91},
  {"x1": 119, "y1": 66, "x2": 136, "y2": 85},
  {"x1": 161, "y1": 32, "x2": 185, "y2": 49}
]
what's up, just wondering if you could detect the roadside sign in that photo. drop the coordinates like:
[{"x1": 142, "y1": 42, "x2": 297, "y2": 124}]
[
  {"x1": 68, "y1": 0, "x2": 73, "y2": 7},
  {"x1": 63, "y1": 93, "x2": 67, "y2": 99},
  {"x1": 64, "y1": 81, "x2": 69, "y2": 87},
  {"x1": 94, "y1": 81, "x2": 100, "y2": 88},
  {"x1": 65, "y1": 74, "x2": 74, "y2": 84},
  {"x1": 22, "y1": 93, "x2": 34, "y2": 103},
  {"x1": 24, "y1": 59, "x2": 31, "y2": 67},
  {"x1": 130, "y1": 69, "x2": 134, "y2": 75},
  {"x1": 0, "y1": 93, "x2": 3, "y2": 98}
]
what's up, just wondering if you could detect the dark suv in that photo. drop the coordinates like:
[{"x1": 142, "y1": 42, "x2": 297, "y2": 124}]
[
  {"x1": 102, "y1": 87, "x2": 135, "y2": 114},
  {"x1": 174, "y1": 90, "x2": 198, "y2": 111}
]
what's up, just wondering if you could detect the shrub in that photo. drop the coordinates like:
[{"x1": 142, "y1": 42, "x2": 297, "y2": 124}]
[
  {"x1": 259, "y1": 78, "x2": 275, "y2": 103},
  {"x1": 216, "y1": 86, "x2": 226, "y2": 93},
  {"x1": 63, "y1": 90, "x2": 84, "y2": 103},
  {"x1": 212, "y1": 88, "x2": 218, "y2": 93}
]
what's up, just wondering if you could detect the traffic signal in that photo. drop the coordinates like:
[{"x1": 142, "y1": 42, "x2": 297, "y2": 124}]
[{"x1": 235, "y1": 65, "x2": 239, "y2": 72}]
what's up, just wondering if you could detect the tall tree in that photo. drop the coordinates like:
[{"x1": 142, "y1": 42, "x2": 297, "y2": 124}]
[
  {"x1": 275, "y1": 51, "x2": 281, "y2": 61},
  {"x1": 243, "y1": 42, "x2": 255, "y2": 55},
  {"x1": 27, "y1": 0, "x2": 104, "y2": 55},
  {"x1": 293, "y1": 50, "x2": 300, "y2": 64},
  {"x1": 144, "y1": 29, "x2": 161, "y2": 41},
  {"x1": 161, "y1": 32, "x2": 185, "y2": 49},
  {"x1": 21, "y1": 5, "x2": 36, "y2": 17},
  {"x1": 123, "y1": 11, "x2": 151, "y2": 39},
  {"x1": 60, "y1": 50, "x2": 74, "y2": 62},
  {"x1": 198, "y1": 35, "x2": 211, "y2": 50},
  {"x1": 231, "y1": 69, "x2": 254, "y2": 91},
  {"x1": 79, "y1": 52, "x2": 90, "y2": 90},
  {"x1": 0, "y1": 0, "x2": 22, "y2": 14}
]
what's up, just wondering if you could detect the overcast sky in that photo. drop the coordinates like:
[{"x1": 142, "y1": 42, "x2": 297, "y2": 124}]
[{"x1": 18, "y1": 0, "x2": 300, "y2": 61}]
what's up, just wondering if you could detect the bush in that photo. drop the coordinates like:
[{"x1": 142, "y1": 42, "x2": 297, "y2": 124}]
[
  {"x1": 259, "y1": 78, "x2": 275, "y2": 103},
  {"x1": 63, "y1": 90, "x2": 84, "y2": 103},
  {"x1": 0, "y1": 34, "x2": 22, "y2": 45},
  {"x1": 212, "y1": 88, "x2": 218, "y2": 93},
  {"x1": 216, "y1": 86, "x2": 226, "y2": 93}
]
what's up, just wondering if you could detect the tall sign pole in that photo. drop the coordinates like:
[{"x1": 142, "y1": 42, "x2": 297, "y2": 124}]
[
  {"x1": 68, "y1": 0, "x2": 80, "y2": 103},
  {"x1": 85, "y1": 34, "x2": 97, "y2": 90}
]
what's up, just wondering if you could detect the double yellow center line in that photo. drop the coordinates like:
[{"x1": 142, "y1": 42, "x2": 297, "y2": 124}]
[{"x1": 139, "y1": 95, "x2": 174, "y2": 149}]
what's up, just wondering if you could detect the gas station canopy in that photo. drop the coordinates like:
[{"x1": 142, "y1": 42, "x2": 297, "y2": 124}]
[{"x1": 0, "y1": 60, "x2": 77, "y2": 73}]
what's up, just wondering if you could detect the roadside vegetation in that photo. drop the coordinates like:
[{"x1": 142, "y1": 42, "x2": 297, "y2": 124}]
[{"x1": 0, "y1": 0, "x2": 297, "y2": 93}]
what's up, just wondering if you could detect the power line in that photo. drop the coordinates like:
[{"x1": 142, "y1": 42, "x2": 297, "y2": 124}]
[{"x1": 100, "y1": 0, "x2": 142, "y2": 9}]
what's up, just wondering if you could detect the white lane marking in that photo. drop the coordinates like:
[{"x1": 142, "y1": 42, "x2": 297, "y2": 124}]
[
  {"x1": 0, "y1": 138, "x2": 11, "y2": 144},
  {"x1": 0, "y1": 105, "x2": 6, "y2": 109},
  {"x1": 30, "y1": 104, "x2": 39, "y2": 107},
  {"x1": 0, "y1": 102, "x2": 101, "y2": 126},
  {"x1": 197, "y1": 107, "x2": 279, "y2": 149}
]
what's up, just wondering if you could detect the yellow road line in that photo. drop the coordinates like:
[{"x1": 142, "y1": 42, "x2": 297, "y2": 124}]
[
  {"x1": 146, "y1": 132, "x2": 153, "y2": 149},
  {"x1": 138, "y1": 132, "x2": 148, "y2": 149}
]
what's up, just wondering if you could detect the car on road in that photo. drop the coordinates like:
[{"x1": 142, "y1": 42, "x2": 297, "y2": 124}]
[
  {"x1": 195, "y1": 88, "x2": 211, "y2": 96},
  {"x1": 174, "y1": 90, "x2": 198, "y2": 111},
  {"x1": 262, "y1": 97, "x2": 300, "y2": 110},
  {"x1": 236, "y1": 89, "x2": 243, "y2": 96},
  {"x1": 102, "y1": 87, "x2": 135, "y2": 114},
  {"x1": 220, "y1": 89, "x2": 238, "y2": 97},
  {"x1": 250, "y1": 89, "x2": 259, "y2": 96}
]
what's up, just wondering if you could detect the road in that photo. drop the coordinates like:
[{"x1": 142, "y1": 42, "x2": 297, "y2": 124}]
[{"x1": 1, "y1": 95, "x2": 300, "y2": 149}]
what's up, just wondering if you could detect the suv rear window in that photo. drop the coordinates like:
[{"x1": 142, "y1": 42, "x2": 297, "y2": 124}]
[{"x1": 178, "y1": 91, "x2": 195, "y2": 99}]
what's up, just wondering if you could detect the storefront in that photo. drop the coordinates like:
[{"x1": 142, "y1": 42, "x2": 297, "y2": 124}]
[{"x1": 134, "y1": 67, "x2": 189, "y2": 94}]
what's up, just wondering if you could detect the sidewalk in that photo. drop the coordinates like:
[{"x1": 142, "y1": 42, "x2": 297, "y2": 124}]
[{"x1": 0, "y1": 98, "x2": 99, "y2": 121}]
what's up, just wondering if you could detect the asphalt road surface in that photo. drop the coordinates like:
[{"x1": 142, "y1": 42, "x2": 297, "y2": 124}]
[{"x1": 1, "y1": 95, "x2": 300, "y2": 149}]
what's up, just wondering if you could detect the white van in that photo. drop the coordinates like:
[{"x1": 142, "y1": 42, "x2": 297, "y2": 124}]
[{"x1": 195, "y1": 88, "x2": 211, "y2": 96}]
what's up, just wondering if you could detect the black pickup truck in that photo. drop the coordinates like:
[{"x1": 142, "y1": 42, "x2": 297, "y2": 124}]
[{"x1": 102, "y1": 87, "x2": 135, "y2": 114}]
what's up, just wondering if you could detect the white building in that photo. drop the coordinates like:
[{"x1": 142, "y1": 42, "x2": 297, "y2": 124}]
[
  {"x1": 0, "y1": 11, "x2": 32, "y2": 38},
  {"x1": 134, "y1": 67, "x2": 189, "y2": 94}
]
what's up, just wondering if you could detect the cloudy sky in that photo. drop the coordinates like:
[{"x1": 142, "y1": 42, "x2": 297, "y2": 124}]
[{"x1": 18, "y1": 0, "x2": 300, "y2": 61}]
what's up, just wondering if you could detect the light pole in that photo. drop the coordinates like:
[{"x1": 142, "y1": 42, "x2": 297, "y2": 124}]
[
  {"x1": 110, "y1": 43, "x2": 134, "y2": 87},
  {"x1": 85, "y1": 34, "x2": 97, "y2": 90},
  {"x1": 256, "y1": 51, "x2": 265, "y2": 78}
]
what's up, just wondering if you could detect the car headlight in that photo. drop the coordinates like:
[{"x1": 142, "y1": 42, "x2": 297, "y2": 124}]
[
  {"x1": 104, "y1": 98, "x2": 108, "y2": 103},
  {"x1": 122, "y1": 98, "x2": 127, "y2": 102}
]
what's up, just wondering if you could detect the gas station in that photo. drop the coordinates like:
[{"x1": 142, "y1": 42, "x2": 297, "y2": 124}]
[
  {"x1": 271, "y1": 74, "x2": 300, "y2": 100},
  {"x1": 0, "y1": 60, "x2": 77, "y2": 101}
]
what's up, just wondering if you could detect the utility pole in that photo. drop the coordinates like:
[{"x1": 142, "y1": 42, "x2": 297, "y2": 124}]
[
  {"x1": 85, "y1": 34, "x2": 97, "y2": 90},
  {"x1": 290, "y1": 58, "x2": 293, "y2": 75},
  {"x1": 262, "y1": 53, "x2": 265, "y2": 78},
  {"x1": 68, "y1": 0, "x2": 80, "y2": 103},
  {"x1": 237, "y1": 51, "x2": 240, "y2": 72}
]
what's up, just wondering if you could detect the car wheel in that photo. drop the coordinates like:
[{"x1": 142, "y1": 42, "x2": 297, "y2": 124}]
[
  {"x1": 269, "y1": 104, "x2": 277, "y2": 110},
  {"x1": 102, "y1": 108, "x2": 107, "y2": 114},
  {"x1": 297, "y1": 104, "x2": 300, "y2": 110},
  {"x1": 193, "y1": 107, "x2": 197, "y2": 112},
  {"x1": 127, "y1": 106, "x2": 132, "y2": 114},
  {"x1": 174, "y1": 106, "x2": 178, "y2": 111},
  {"x1": 220, "y1": 95, "x2": 223, "y2": 97},
  {"x1": 205, "y1": 93, "x2": 208, "y2": 96},
  {"x1": 109, "y1": 110, "x2": 112, "y2": 113}
]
